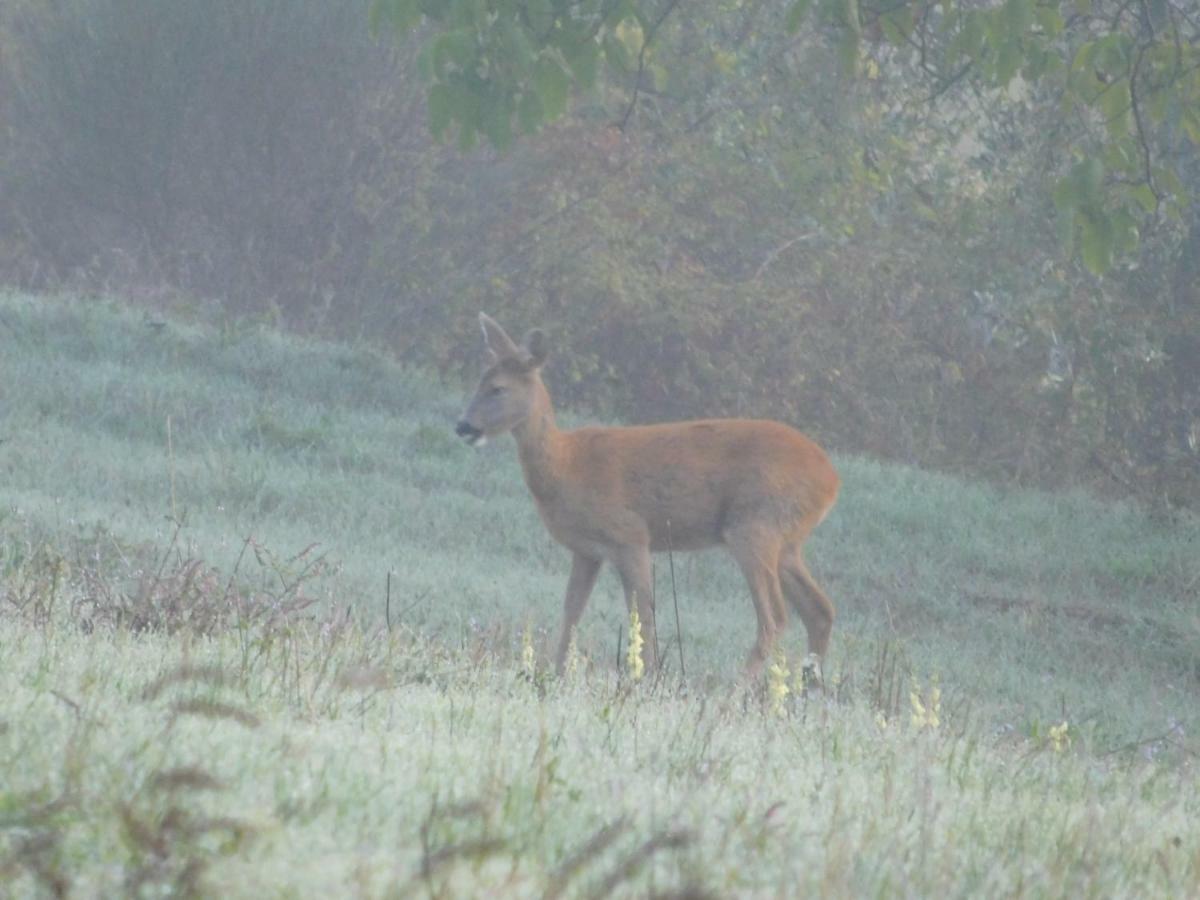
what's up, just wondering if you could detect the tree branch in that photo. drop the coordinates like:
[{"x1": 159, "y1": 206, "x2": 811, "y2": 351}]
[
  {"x1": 618, "y1": 0, "x2": 683, "y2": 130},
  {"x1": 751, "y1": 232, "x2": 817, "y2": 283},
  {"x1": 1128, "y1": 42, "x2": 1160, "y2": 207}
]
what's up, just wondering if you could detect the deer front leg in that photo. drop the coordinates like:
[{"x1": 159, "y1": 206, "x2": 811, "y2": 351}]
[{"x1": 554, "y1": 553, "x2": 602, "y2": 674}]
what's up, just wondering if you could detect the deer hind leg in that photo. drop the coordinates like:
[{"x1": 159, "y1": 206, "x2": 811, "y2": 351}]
[
  {"x1": 554, "y1": 553, "x2": 602, "y2": 674},
  {"x1": 779, "y1": 543, "x2": 835, "y2": 672},
  {"x1": 725, "y1": 525, "x2": 786, "y2": 678},
  {"x1": 612, "y1": 544, "x2": 658, "y2": 672}
]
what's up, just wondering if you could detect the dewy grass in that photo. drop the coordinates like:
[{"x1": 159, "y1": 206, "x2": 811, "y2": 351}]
[
  {"x1": 0, "y1": 619, "x2": 1197, "y2": 897},
  {"x1": 1, "y1": 290, "x2": 1198, "y2": 894}
]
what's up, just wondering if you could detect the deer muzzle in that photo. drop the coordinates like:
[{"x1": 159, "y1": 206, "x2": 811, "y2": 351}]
[{"x1": 455, "y1": 420, "x2": 486, "y2": 447}]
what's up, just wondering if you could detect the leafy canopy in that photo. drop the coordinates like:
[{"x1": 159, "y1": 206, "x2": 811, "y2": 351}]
[{"x1": 371, "y1": 0, "x2": 1200, "y2": 273}]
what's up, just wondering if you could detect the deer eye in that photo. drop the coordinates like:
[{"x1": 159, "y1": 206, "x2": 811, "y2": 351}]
[{"x1": 488, "y1": 385, "x2": 505, "y2": 397}]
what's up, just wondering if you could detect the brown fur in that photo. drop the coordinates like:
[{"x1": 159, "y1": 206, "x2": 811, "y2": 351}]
[{"x1": 457, "y1": 314, "x2": 839, "y2": 677}]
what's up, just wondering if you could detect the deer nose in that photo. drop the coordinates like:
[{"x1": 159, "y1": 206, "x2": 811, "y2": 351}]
[{"x1": 455, "y1": 420, "x2": 481, "y2": 441}]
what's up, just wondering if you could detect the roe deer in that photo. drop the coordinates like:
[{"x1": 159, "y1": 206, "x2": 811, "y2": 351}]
[{"x1": 456, "y1": 313, "x2": 839, "y2": 681}]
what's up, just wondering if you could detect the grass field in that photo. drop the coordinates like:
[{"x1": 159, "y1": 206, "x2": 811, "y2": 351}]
[{"x1": 1, "y1": 291, "x2": 1198, "y2": 897}]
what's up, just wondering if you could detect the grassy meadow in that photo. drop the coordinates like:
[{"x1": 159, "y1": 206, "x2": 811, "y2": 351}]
[{"x1": 1, "y1": 292, "x2": 1197, "y2": 897}]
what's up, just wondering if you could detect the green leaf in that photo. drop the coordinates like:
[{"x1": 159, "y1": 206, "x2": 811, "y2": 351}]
[
  {"x1": 527, "y1": 0, "x2": 554, "y2": 35},
  {"x1": 1154, "y1": 166, "x2": 1184, "y2": 198},
  {"x1": 448, "y1": 0, "x2": 484, "y2": 28},
  {"x1": 1079, "y1": 212, "x2": 1114, "y2": 274},
  {"x1": 432, "y1": 30, "x2": 476, "y2": 76},
  {"x1": 1098, "y1": 80, "x2": 1132, "y2": 138},
  {"x1": 1024, "y1": 47, "x2": 1049, "y2": 79},
  {"x1": 1145, "y1": 84, "x2": 1171, "y2": 125},
  {"x1": 604, "y1": 1, "x2": 638, "y2": 27},
  {"x1": 1093, "y1": 34, "x2": 1129, "y2": 79},
  {"x1": 994, "y1": 38, "x2": 1021, "y2": 84},
  {"x1": 1182, "y1": 107, "x2": 1200, "y2": 146},
  {"x1": 1035, "y1": 7, "x2": 1064, "y2": 37},
  {"x1": 480, "y1": 93, "x2": 514, "y2": 151},
  {"x1": 1070, "y1": 41, "x2": 1096, "y2": 75},
  {"x1": 367, "y1": 0, "x2": 387, "y2": 35},
  {"x1": 786, "y1": 0, "x2": 814, "y2": 34},
  {"x1": 603, "y1": 33, "x2": 632, "y2": 72},
  {"x1": 956, "y1": 11, "x2": 987, "y2": 61},
  {"x1": 880, "y1": 9, "x2": 915, "y2": 46},
  {"x1": 837, "y1": 33, "x2": 861, "y2": 77},
  {"x1": 418, "y1": 0, "x2": 450, "y2": 23},
  {"x1": 1004, "y1": 0, "x2": 1034, "y2": 36},
  {"x1": 496, "y1": 17, "x2": 535, "y2": 69},
  {"x1": 1111, "y1": 208, "x2": 1139, "y2": 255},
  {"x1": 533, "y1": 56, "x2": 570, "y2": 119},
  {"x1": 416, "y1": 43, "x2": 435, "y2": 80},
  {"x1": 563, "y1": 39, "x2": 600, "y2": 88},
  {"x1": 1075, "y1": 158, "x2": 1103, "y2": 199},
  {"x1": 1056, "y1": 208, "x2": 1076, "y2": 254},
  {"x1": 1040, "y1": 51, "x2": 1064, "y2": 76},
  {"x1": 841, "y1": 0, "x2": 862, "y2": 37},
  {"x1": 1102, "y1": 138, "x2": 1136, "y2": 173},
  {"x1": 428, "y1": 83, "x2": 455, "y2": 138},
  {"x1": 458, "y1": 118, "x2": 478, "y2": 152},
  {"x1": 647, "y1": 62, "x2": 668, "y2": 92},
  {"x1": 517, "y1": 90, "x2": 544, "y2": 134},
  {"x1": 1129, "y1": 183, "x2": 1159, "y2": 213},
  {"x1": 1052, "y1": 176, "x2": 1080, "y2": 214},
  {"x1": 370, "y1": 0, "x2": 422, "y2": 33}
]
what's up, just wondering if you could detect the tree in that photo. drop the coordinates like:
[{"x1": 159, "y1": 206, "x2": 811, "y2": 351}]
[{"x1": 371, "y1": 0, "x2": 1200, "y2": 273}]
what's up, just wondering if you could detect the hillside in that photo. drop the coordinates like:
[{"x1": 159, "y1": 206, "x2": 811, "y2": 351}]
[{"x1": 1, "y1": 292, "x2": 1197, "y2": 896}]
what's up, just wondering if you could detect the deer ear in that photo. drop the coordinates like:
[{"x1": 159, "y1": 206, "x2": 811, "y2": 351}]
[
  {"x1": 523, "y1": 329, "x2": 548, "y2": 369},
  {"x1": 479, "y1": 312, "x2": 520, "y2": 360}
]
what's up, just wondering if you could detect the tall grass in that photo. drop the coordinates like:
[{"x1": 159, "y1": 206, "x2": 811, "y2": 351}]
[
  {"x1": 1, "y1": 291, "x2": 1198, "y2": 894},
  {"x1": 1, "y1": 605, "x2": 1196, "y2": 896}
]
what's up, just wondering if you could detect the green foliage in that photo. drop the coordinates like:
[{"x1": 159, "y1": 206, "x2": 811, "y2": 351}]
[
  {"x1": 370, "y1": 0, "x2": 638, "y2": 149},
  {"x1": 382, "y1": 0, "x2": 1200, "y2": 272},
  {"x1": 1053, "y1": 158, "x2": 1140, "y2": 274},
  {"x1": 840, "y1": 0, "x2": 1199, "y2": 270}
]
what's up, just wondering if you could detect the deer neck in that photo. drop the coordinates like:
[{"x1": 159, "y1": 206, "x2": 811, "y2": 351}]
[{"x1": 512, "y1": 381, "x2": 565, "y2": 503}]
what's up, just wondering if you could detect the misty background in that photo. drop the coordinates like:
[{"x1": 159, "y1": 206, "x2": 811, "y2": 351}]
[{"x1": 2, "y1": 0, "x2": 1197, "y2": 505}]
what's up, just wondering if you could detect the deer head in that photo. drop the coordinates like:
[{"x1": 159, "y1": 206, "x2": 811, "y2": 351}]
[{"x1": 455, "y1": 313, "x2": 548, "y2": 447}]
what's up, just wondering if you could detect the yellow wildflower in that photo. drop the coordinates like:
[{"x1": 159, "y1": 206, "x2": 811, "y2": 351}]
[
  {"x1": 768, "y1": 648, "x2": 790, "y2": 717},
  {"x1": 1048, "y1": 721, "x2": 1070, "y2": 753},
  {"x1": 910, "y1": 676, "x2": 941, "y2": 731},
  {"x1": 627, "y1": 607, "x2": 644, "y2": 681},
  {"x1": 910, "y1": 688, "x2": 926, "y2": 729},
  {"x1": 521, "y1": 622, "x2": 535, "y2": 679}
]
